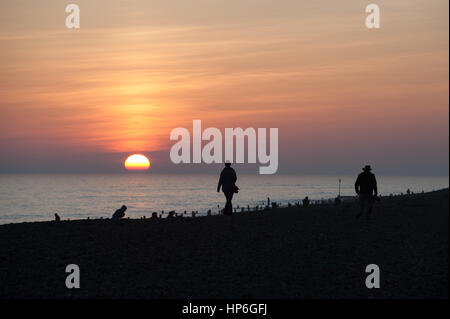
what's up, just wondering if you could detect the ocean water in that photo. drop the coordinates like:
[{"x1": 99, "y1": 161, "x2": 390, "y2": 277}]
[{"x1": 0, "y1": 174, "x2": 448, "y2": 224}]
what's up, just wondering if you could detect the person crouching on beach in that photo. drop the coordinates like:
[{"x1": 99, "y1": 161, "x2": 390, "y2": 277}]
[
  {"x1": 354, "y1": 165, "x2": 378, "y2": 220},
  {"x1": 112, "y1": 205, "x2": 127, "y2": 220},
  {"x1": 217, "y1": 161, "x2": 237, "y2": 215}
]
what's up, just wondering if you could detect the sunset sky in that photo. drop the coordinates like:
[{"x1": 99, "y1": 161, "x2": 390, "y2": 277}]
[{"x1": 0, "y1": 0, "x2": 448, "y2": 174}]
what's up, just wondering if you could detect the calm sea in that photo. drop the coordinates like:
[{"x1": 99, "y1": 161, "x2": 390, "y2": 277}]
[{"x1": 0, "y1": 174, "x2": 448, "y2": 224}]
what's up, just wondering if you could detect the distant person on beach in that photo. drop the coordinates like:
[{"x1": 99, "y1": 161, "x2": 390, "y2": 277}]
[
  {"x1": 217, "y1": 162, "x2": 238, "y2": 215},
  {"x1": 355, "y1": 165, "x2": 378, "y2": 219},
  {"x1": 54, "y1": 213, "x2": 60, "y2": 222},
  {"x1": 112, "y1": 205, "x2": 127, "y2": 219},
  {"x1": 302, "y1": 196, "x2": 310, "y2": 208}
]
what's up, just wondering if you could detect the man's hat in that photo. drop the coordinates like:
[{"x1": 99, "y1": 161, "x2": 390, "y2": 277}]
[
  {"x1": 224, "y1": 160, "x2": 231, "y2": 166},
  {"x1": 362, "y1": 165, "x2": 372, "y2": 171}
]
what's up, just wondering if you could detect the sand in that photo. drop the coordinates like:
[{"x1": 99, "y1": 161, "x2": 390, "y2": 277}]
[{"x1": 0, "y1": 189, "x2": 448, "y2": 298}]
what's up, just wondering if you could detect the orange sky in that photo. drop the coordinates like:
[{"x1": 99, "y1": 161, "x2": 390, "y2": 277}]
[{"x1": 0, "y1": 0, "x2": 448, "y2": 174}]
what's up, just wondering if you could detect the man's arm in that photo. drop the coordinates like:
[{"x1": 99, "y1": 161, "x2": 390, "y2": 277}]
[
  {"x1": 373, "y1": 175, "x2": 378, "y2": 196},
  {"x1": 354, "y1": 176, "x2": 360, "y2": 195},
  {"x1": 217, "y1": 173, "x2": 223, "y2": 192}
]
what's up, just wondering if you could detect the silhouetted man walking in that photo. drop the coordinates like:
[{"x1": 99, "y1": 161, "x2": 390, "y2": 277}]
[
  {"x1": 355, "y1": 165, "x2": 378, "y2": 219},
  {"x1": 217, "y1": 162, "x2": 237, "y2": 215}
]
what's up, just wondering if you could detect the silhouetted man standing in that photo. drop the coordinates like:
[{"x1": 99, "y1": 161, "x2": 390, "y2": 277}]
[
  {"x1": 355, "y1": 165, "x2": 378, "y2": 219},
  {"x1": 217, "y1": 162, "x2": 237, "y2": 215}
]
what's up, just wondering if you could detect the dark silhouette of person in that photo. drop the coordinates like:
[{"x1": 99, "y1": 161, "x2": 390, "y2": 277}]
[
  {"x1": 217, "y1": 162, "x2": 237, "y2": 215},
  {"x1": 112, "y1": 205, "x2": 127, "y2": 219},
  {"x1": 302, "y1": 196, "x2": 310, "y2": 208},
  {"x1": 355, "y1": 165, "x2": 378, "y2": 219},
  {"x1": 167, "y1": 211, "x2": 175, "y2": 218},
  {"x1": 54, "y1": 213, "x2": 60, "y2": 222}
]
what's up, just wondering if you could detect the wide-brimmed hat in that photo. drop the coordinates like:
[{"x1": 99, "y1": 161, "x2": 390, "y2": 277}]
[
  {"x1": 362, "y1": 165, "x2": 372, "y2": 171},
  {"x1": 224, "y1": 160, "x2": 231, "y2": 166}
]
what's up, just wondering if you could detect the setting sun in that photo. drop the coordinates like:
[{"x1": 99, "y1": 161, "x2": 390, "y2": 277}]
[{"x1": 124, "y1": 154, "x2": 150, "y2": 171}]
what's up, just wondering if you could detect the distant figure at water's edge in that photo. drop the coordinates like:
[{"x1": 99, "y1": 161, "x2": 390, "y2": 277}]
[
  {"x1": 355, "y1": 165, "x2": 378, "y2": 220},
  {"x1": 302, "y1": 196, "x2": 309, "y2": 208},
  {"x1": 217, "y1": 162, "x2": 238, "y2": 215},
  {"x1": 112, "y1": 205, "x2": 127, "y2": 219}
]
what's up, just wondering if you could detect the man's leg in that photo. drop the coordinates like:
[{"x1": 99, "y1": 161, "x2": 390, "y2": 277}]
[
  {"x1": 222, "y1": 192, "x2": 228, "y2": 215},
  {"x1": 224, "y1": 192, "x2": 234, "y2": 215},
  {"x1": 223, "y1": 192, "x2": 230, "y2": 215},
  {"x1": 356, "y1": 194, "x2": 366, "y2": 219}
]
